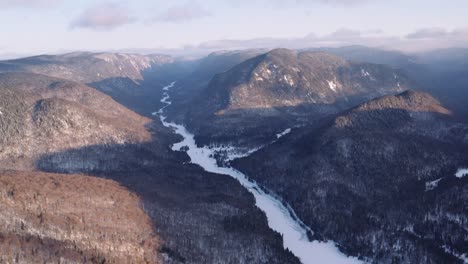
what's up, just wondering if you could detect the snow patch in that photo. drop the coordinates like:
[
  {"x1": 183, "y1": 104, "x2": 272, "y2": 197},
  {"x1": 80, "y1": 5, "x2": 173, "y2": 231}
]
[
  {"x1": 208, "y1": 145, "x2": 263, "y2": 162},
  {"x1": 442, "y1": 245, "x2": 468, "y2": 263},
  {"x1": 258, "y1": 67, "x2": 272, "y2": 79},
  {"x1": 155, "y1": 82, "x2": 361, "y2": 264},
  {"x1": 291, "y1": 67, "x2": 300, "y2": 72},
  {"x1": 284, "y1": 75, "x2": 295, "y2": 86},
  {"x1": 455, "y1": 168, "x2": 468, "y2": 178},
  {"x1": 254, "y1": 72, "x2": 264, "y2": 82},
  {"x1": 130, "y1": 60, "x2": 138, "y2": 70},
  {"x1": 361, "y1": 69, "x2": 376, "y2": 81},
  {"x1": 162, "y1": 83, "x2": 173, "y2": 91},
  {"x1": 361, "y1": 69, "x2": 370, "y2": 77},
  {"x1": 277, "y1": 128, "x2": 292, "y2": 139},
  {"x1": 327, "y1": 80, "x2": 338, "y2": 92},
  {"x1": 425, "y1": 178, "x2": 442, "y2": 191}
]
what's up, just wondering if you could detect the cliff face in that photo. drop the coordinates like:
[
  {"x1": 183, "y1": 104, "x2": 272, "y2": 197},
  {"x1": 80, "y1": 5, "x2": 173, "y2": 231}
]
[
  {"x1": 235, "y1": 91, "x2": 468, "y2": 263},
  {"x1": 0, "y1": 171, "x2": 160, "y2": 264},
  {"x1": 186, "y1": 49, "x2": 414, "y2": 147}
]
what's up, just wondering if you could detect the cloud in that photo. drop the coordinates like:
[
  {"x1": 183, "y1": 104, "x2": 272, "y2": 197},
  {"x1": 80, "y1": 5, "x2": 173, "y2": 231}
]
[
  {"x1": 70, "y1": 3, "x2": 135, "y2": 31},
  {"x1": 406, "y1": 28, "x2": 448, "y2": 39},
  {"x1": 311, "y1": 0, "x2": 373, "y2": 5},
  {"x1": 323, "y1": 28, "x2": 385, "y2": 41},
  {"x1": 268, "y1": 0, "x2": 374, "y2": 7},
  {"x1": 406, "y1": 27, "x2": 468, "y2": 40},
  {"x1": 154, "y1": 2, "x2": 210, "y2": 23},
  {"x1": 0, "y1": 0, "x2": 60, "y2": 8},
  {"x1": 453, "y1": 28, "x2": 468, "y2": 37},
  {"x1": 326, "y1": 28, "x2": 362, "y2": 40}
]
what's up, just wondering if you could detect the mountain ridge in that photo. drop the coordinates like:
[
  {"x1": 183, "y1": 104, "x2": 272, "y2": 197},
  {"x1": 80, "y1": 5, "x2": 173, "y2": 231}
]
[{"x1": 185, "y1": 48, "x2": 414, "y2": 147}]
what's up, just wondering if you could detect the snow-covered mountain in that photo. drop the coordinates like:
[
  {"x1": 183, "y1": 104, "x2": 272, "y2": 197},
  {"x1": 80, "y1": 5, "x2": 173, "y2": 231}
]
[{"x1": 186, "y1": 48, "x2": 414, "y2": 147}]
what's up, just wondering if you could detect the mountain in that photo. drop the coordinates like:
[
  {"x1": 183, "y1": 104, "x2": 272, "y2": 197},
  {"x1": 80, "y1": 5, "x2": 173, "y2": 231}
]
[
  {"x1": 417, "y1": 48, "x2": 468, "y2": 72},
  {"x1": 234, "y1": 91, "x2": 468, "y2": 263},
  {"x1": 186, "y1": 48, "x2": 413, "y2": 146},
  {"x1": 309, "y1": 45, "x2": 419, "y2": 69},
  {"x1": 165, "y1": 49, "x2": 267, "y2": 121},
  {"x1": 0, "y1": 171, "x2": 160, "y2": 263},
  {"x1": 0, "y1": 50, "x2": 265, "y2": 118},
  {"x1": 2, "y1": 46, "x2": 466, "y2": 263},
  {"x1": 0, "y1": 72, "x2": 152, "y2": 170},
  {"x1": 0, "y1": 52, "x2": 173, "y2": 83},
  {"x1": 311, "y1": 46, "x2": 468, "y2": 119},
  {"x1": 411, "y1": 48, "x2": 468, "y2": 119},
  {"x1": 0, "y1": 52, "x2": 176, "y2": 117},
  {"x1": 187, "y1": 49, "x2": 268, "y2": 85}
]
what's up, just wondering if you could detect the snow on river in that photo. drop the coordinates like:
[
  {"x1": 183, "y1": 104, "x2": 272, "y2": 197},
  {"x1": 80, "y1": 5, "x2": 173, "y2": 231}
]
[{"x1": 153, "y1": 82, "x2": 361, "y2": 264}]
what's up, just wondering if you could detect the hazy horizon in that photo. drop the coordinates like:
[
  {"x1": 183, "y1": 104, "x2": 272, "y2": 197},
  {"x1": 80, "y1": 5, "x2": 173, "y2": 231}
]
[{"x1": 1, "y1": 0, "x2": 467, "y2": 59}]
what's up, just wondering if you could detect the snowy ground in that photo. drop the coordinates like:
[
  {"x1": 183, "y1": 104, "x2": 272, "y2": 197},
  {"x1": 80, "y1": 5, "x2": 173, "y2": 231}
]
[
  {"x1": 277, "y1": 128, "x2": 292, "y2": 139},
  {"x1": 205, "y1": 127, "x2": 292, "y2": 162},
  {"x1": 153, "y1": 82, "x2": 362, "y2": 264},
  {"x1": 327, "y1": 80, "x2": 338, "y2": 92},
  {"x1": 425, "y1": 178, "x2": 443, "y2": 191},
  {"x1": 455, "y1": 168, "x2": 468, "y2": 178},
  {"x1": 425, "y1": 167, "x2": 468, "y2": 192}
]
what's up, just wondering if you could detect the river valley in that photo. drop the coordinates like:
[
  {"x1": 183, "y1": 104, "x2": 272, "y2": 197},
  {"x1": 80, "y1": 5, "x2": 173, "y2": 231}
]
[{"x1": 153, "y1": 82, "x2": 361, "y2": 264}]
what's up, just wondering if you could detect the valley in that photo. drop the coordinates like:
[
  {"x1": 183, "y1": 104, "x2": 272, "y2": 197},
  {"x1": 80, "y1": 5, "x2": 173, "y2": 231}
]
[
  {"x1": 2, "y1": 2, "x2": 468, "y2": 263},
  {"x1": 0, "y1": 45, "x2": 467, "y2": 264},
  {"x1": 0, "y1": 55, "x2": 299, "y2": 263},
  {"x1": 154, "y1": 82, "x2": 360, "y2": 264}
]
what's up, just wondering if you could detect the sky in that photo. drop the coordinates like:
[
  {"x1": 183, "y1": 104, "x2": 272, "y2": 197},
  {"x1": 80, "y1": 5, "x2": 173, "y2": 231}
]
[{"x1": 0, "y1": 0, "x2": 467, "y2": 58}]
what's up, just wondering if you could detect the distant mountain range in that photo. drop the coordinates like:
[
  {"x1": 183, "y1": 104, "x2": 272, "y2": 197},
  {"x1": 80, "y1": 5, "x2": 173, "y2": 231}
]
[{"x1": 0, "y1": 52, "x2": 172, "y2": 83}]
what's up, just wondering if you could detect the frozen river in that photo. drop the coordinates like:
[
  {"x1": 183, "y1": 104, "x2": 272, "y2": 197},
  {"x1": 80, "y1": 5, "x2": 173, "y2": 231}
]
[{"x1": 153, "y1": 82, "x2": 361, "y2": 264}]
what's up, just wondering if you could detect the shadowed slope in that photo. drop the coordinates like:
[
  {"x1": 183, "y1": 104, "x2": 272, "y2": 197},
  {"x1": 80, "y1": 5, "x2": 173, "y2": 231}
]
[{"x1": 235, "y1": 91, "x2": 468, "y2": 263}]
